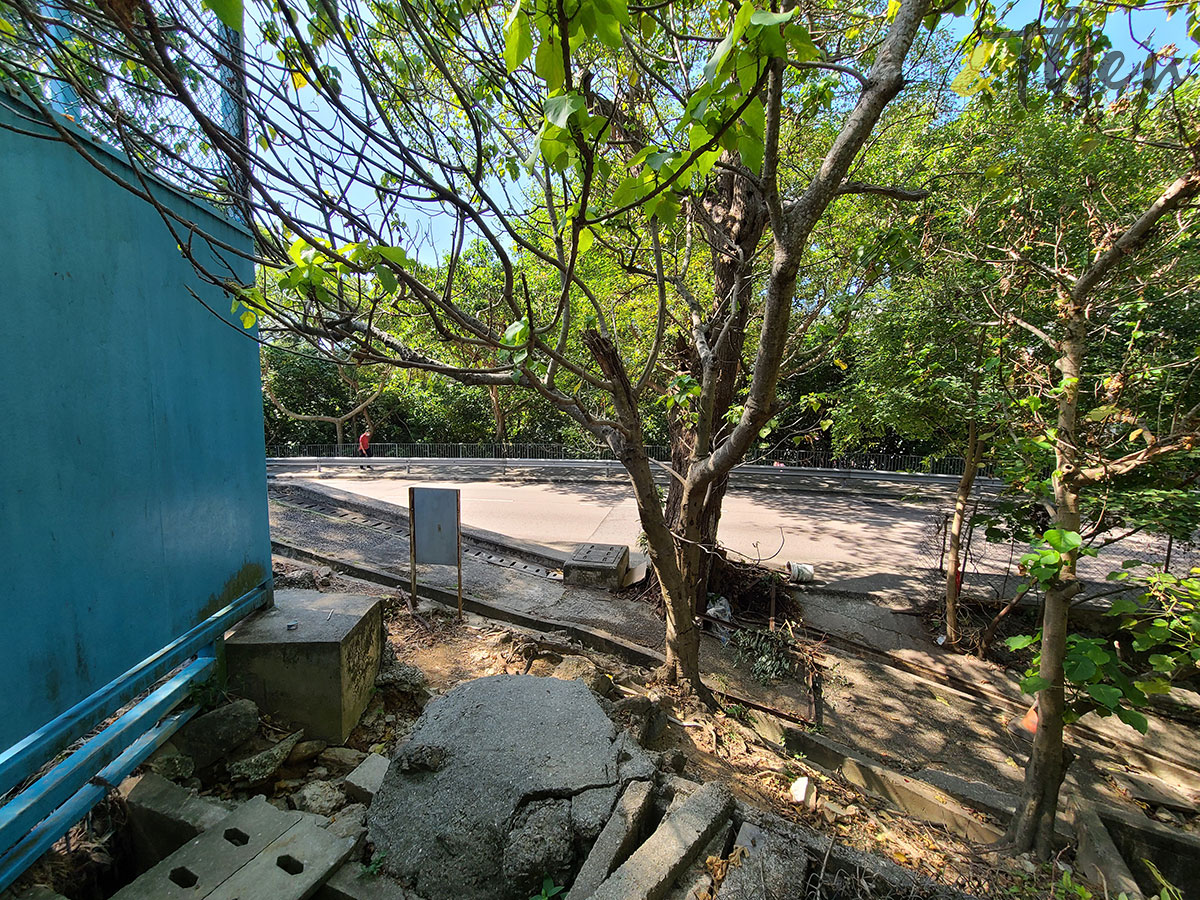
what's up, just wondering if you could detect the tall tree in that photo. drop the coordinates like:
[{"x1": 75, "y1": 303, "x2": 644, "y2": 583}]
[{"x1": 0, "y1": 0, "x2": 942, "y2": 691}]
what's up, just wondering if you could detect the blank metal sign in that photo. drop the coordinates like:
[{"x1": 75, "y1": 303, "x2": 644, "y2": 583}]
[{"x1": 410, "y1": 487, "x2": 460, "y2": 566}]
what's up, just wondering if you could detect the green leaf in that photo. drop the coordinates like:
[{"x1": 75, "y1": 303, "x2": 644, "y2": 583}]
[
  {"x1": 376, "y1": 246, "x2": 412, "y2": 267},
  {"x1": 1085, "y1": 683, "x2": 1123, "y2": 709},
  {"x1": 1006, "y1": 634, "x2": 1038, "y2": 650},
  {"x1": 504, "y1": 1, "x2": 533, "y2": 73},
  {"x1": 750, "y1": 8, "x2": 795, "y2": 26},
  {"x1": 544, "y1": 93, "x2": 585, "y2": 129},
  {"x1": 239, "y1": 309, "x2": 256, "y2": 329},
  {"x1": 203, "y1": 0, "x2": 243, "y2": 32},
  {"x1": 592, "y1": 8, "x2": 622, "y2": 48},
  {"x1": 1020, "y1": 674, "x2": 1051, "y2": 694},
  {"x1": 576, "y1": 227, "x2": 595, "y2": 255},
  {"x1": 1148, "y1": 654, "x2": 1176, "y2": 673},
  {"x1": 0, "y1": 19, "x2": 16, "y2": 38},
  {"x1": 1064, "y1": 656, "x2": 1097, "y2": 683},
  {"x1": 1115, "y1": 706, "x2": 1148, "y2": 734},
  {"x1": 1044, "y1": 529, "x2": 1083, "y2": 553},
  {"x1": 374, "y1": 264, "x2": 397, "y2": 294},
  {"x1": 502, "y1": 318, "x2": 530, "y2": 346},
  {"x1": 534, "y1": 39, "x2": 565, "y2": 92}
]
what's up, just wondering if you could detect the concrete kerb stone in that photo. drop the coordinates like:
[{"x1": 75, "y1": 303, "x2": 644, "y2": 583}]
[
  {"x1": 1093, "y1": 800, "x2": 1200, "y2": 900},
  {"x1": 568, "y1": 780, "x2": 656, "y2": 900},
  {"x1": 584, "y1": 782, "x2": 734, "y2": 900},
  {"x1": 270, "y1": 539, "x2": 664, "y2": 671},
  {"x1": 315, "y1": 862, "x2": 425, "y2": 900},
  {"x1": 750, "y1": 713, "x2": 1007, "y2": 846},
  {"x1": 1069, "y1": 798, "x2": 1144, "y2": 900},
  {"x1": 344, "y1": 753, "x2": 389, "y2": 805}
]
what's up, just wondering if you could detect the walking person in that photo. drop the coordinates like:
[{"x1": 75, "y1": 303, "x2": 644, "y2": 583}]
[{"x1": 357, "y1": 428, "x2": 372, "y2": 469}]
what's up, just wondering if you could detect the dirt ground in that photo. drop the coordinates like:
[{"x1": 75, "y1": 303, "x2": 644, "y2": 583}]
[{"x1": 282, "y1": 558, "x2": 1104, "y2": 899}]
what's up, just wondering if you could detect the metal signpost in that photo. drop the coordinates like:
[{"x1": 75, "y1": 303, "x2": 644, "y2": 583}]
[{"x1": 408, "y1": 487, "x2": 464, "y2": 620}]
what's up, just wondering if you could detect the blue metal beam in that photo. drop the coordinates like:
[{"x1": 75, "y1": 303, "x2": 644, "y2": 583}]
[
  {"x1": 0, "y1": 657, "x2": 215, "y2": 858},
  {"x1": 0, "y1": 709, "x2": 198, "y2": 893},
  {"x1": 0, "y1": 582, "x2": 268, "y2": 798}
]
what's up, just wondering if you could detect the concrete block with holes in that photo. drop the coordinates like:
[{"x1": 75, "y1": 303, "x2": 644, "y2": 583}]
[
  {"x1": 110, "y1": 795, "x2": 354, "y2": 900},
  {"x1": 225, "y1": 590, "x2": 383, "y2": 744}
]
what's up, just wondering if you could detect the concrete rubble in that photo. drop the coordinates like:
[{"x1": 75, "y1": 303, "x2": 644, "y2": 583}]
[{"x1": 367, "y1": 675, "x2": 657, "y2": 900}]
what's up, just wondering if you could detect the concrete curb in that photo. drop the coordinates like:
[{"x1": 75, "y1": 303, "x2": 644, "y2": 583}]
[
  {"x1": 270, "y1": 539, "x2": 664, "y2": 670},
  {"x1": 749, "y1": 713, "x2": 1009, "y2": 845},
  {"x1": 1070, "y1": 798, "x2": 1145, "y2": 900}
]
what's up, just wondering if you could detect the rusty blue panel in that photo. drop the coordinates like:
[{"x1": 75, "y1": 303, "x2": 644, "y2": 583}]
[{"x1": 0, "y1": 92, "x2": 270, "y2": 754}]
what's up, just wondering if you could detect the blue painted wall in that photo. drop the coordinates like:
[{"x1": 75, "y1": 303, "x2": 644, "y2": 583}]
[{"x1": 0, "y1": 91, "x2": 270, "y2": 752}]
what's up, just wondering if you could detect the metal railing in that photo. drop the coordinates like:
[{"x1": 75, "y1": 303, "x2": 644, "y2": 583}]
[{"x1": 265, "y1": 442, "x2": 974, "y2": 475}]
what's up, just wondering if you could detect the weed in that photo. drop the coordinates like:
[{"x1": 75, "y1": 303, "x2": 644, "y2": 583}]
[
  {"x1": 530, "y1": 876, "x2": 565, "y2": 899},
  {"x1": 730, "y1": 626, "x2": 798, "y2": 684},
  {"x1": 358, "y1": 850, "x2": 388, "y2": 879},
  {"x1": 722, "y1": 702, "x2": 755, "y2": 725}
]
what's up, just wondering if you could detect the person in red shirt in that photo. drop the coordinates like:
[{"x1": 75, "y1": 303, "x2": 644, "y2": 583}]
[{"x1": 357, "y1": 428, "x2": 372, "y2": 469}]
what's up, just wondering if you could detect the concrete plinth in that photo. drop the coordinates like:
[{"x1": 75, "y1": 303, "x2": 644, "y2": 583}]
[
  {"x1": 564, "y1": 544, "x2": 629, "y2": 590},
  {"x1": 226, "y1": 590, "x2": 382, "y2": 744}
]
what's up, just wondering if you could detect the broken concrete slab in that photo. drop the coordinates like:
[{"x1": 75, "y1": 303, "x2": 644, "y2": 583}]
[
  {"x1": 715, "y1": 821, "x2": 808, "y2": 900},
  {"x1": 320, "y1": 746, "x2": 368, "y2": 771},
  {"x1": 147, "y1": 741, "x2": 195, "y2": 781},
  {"x1": 751, "y1": 713, "x2": 1006, "y2": 845},
  {"x1": 174, "y1": 699, "x2": 260, "y2": 770},
  {"x1": 292, "y1": 780, "x2": 347, "y2": 817},
  {"x1": 368, "y1": 675, "x2": 655, "y2": 900},
  {"x1": 226, "y1": 590, "x2": 383, "y2": 744},
  {"x1": 121, "y1": 773, "x2": 233, "y2": 870},
  {"x1": 229, "y1": 731, "x2": 304, "y2": 784},
  {"x1": 325, "y1": 804, "x2": 368, "y2": 857},
  {"x1": 586, "y1": 782, "x2": 734, "y2": 900},
  {"x1": 662, "y1": 817, "x2": 732, "y2": 900},
  {"x1": 1111, "y1": 771, "x2": 1199, "y2": 813},
  {"x1": 569, "y1": 780, "x2": 655, "y2": 900},
  {"x1": 343, "y1": 753, "x2": 389, "y2": 805}
]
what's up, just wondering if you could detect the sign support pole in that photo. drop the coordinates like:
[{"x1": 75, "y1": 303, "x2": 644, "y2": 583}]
[
  {"x1": 408, "y1": 486, "x2": 417, "y2": 613},
  {"x1": 456, "y1": 492, "x2": 463, "y2": 622}
]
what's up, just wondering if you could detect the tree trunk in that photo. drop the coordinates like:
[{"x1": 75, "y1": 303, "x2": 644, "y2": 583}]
[
  {"x1": 488, "y1": 385, "x2": 508, "y2": 444},
  {"x1": 663, "y1": 159, "x2": 766, "y2": 602},
  {"x1": 1005, "y1": 292, "x2": 1085, "y2": 857},
  {"x1": 945, "y1": 422, "x2": 982, "y2": 646},
  {"x1": 335, "y1": 419, "x2": 344, "y2": 449}
]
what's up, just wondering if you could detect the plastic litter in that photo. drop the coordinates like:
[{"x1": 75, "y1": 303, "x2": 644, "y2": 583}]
[
  {"x1": 787, "y1": 561, "x2": 815, "y2": 583},
  {"x1": 706, "y1": 596, "x2": 733, "y2": 645}
]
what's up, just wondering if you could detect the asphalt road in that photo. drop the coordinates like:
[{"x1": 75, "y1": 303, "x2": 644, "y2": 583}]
[
  {"x1": 291, "y1": 474, "x2": 1175, "y2": 606},
  {"x1": 312, "y1": 475, "x2": 944, "y2": 602}
]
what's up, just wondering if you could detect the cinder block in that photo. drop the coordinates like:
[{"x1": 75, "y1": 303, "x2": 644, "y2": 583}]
[
  {"x1": 226, "y1": 591, "x2": 383, "y2": 744},
  {"x1": 343, "y1": 754, "x2": 389, "y2": 805}
]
